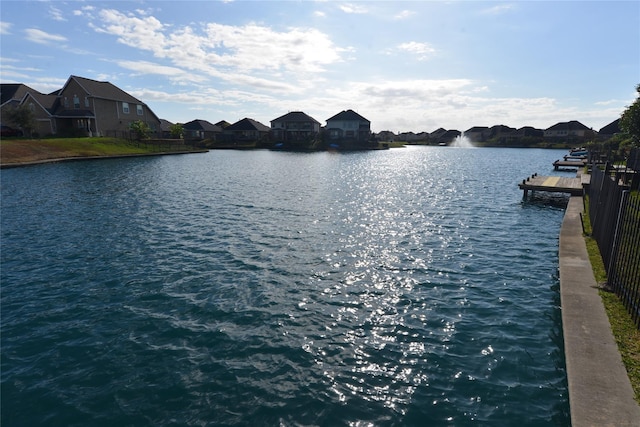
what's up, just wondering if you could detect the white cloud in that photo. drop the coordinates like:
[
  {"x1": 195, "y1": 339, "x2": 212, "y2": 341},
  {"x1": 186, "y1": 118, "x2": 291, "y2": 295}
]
[
  {"x1": 394, "y1": 10, "x2": 415, "y2": 20},
  {"x1": 1, "y1": 21, "x2": 12, "y2": 35},
  {"x1": 339, "y1": 3, "x2": 368, "y2": 14},
  {"x1": 480, "y1": 4, "x2": 515, "y2": 15},
  {"x1": 24, "y1": 28, "x2": 67, "y2": 44},
  {"x1": 73, "y1": 5, "x2": 95, "y2": 17},
  {"x1": 396, "y1": 42, "x2": 436, "y2": 60},
  {"x1": 49, "y1": 6, "x2": 66, "y2": 22},
  {"x1": 88, "y1": 9, "x2": 345, "y2": 93},
  {"x1": 117, "y1": 60, "x2": 208, "y2": 83},
  {"x1": 314, "y1": 11, "x2": 326, "y2": 18}
]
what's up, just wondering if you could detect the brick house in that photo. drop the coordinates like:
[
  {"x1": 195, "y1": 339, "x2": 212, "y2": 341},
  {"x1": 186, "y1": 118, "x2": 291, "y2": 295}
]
[{"x1": 1, "y1": 76, "x2": 162, "y2": 138}]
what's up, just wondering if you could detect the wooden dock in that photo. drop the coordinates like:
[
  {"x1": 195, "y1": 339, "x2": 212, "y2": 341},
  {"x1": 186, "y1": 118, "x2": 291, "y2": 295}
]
[
  {"x1": 553, "y1": 159, "x2": 587, "y2": 170},
  {"x1": 519, "y1": 173, "x2": 585, "y2": 198}
]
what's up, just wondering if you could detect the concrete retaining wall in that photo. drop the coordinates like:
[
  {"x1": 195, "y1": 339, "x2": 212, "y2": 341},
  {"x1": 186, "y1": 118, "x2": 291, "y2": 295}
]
[{"x1": 559, "y1": 196, "x2": 640, "y2": 426}]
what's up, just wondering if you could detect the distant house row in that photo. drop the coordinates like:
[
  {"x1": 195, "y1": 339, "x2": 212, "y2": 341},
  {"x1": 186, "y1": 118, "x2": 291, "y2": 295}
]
[
  {"x1": 0, "y1": 75, "x2": 372, "y2": 145},
  {"x1": 388, "y1": 120, "x2": 621, "y2": 146},
  {"x1": 1, "y1": 75, "x2": 620, "y2": 145},
  {"x1": 170, "y1": 109, "x2": 372, "y2": 146}
]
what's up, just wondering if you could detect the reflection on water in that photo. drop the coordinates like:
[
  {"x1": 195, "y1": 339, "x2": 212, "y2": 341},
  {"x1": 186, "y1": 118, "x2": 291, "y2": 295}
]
[{"x1": 1, "y1": 147, "x2": 570, "y2": 425}]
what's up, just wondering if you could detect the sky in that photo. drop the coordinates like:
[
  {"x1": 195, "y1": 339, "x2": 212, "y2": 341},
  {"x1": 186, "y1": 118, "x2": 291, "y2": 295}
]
[{"x1": 1, "y1": 1, "x2": 638, "y2": 133}]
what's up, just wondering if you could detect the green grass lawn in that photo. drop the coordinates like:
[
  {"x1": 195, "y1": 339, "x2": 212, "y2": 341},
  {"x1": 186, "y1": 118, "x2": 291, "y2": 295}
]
[
  {"x1": 1, "y1": 137, "x2": 202, "y2": 165},
  {"x1": 583, "y1": 198, "x2": 640, "y2": 403}
]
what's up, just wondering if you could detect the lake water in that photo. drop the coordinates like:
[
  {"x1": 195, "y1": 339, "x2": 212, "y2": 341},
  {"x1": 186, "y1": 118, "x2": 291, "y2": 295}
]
[{"x1": 1, "y1": 146, "x2": 571, "y2": 426}]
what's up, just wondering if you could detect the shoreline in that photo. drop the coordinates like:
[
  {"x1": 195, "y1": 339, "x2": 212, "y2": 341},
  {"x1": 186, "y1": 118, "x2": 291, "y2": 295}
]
[
  {"x1": 0, "y1": 149, "x2": 208, "y2": 169},
  {"x1": 559, "y1": 196, "x2": 640, "y2": 425}
]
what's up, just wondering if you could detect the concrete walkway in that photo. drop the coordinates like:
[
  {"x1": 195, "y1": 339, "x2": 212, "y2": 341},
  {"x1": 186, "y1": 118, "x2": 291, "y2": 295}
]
[{"x1": 559, "y1": 196, "x2": 640, "y2": 426}]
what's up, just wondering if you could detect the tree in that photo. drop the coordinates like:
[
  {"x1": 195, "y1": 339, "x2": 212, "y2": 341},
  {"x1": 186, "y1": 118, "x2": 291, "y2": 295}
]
[
  {"x1": 620, "y1": 84, "x2": 640, "y2": 146},
  {"x1": 169, "y1": 123, "x2": 184, "y2": 139},
  {"x1": 129, "y1": 120, "x2": 151, "y2": 140},
  {"x1": 4, "y1": 104, "x2": 36, "y2": 137}
]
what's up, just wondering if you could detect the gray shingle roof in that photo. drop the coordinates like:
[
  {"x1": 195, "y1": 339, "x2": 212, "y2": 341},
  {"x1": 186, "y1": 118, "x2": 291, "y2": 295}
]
[
  {"x1": 326, "y1": 109, "x2": 370, "y2": 123},
  {"x1": 226, "y1": 118, "x2": 270, "y2": 132},
  {"x1": 546, "y1": 120, "x2": 590, "y2": 132},
  {"x1": 183, "y1": 119, "x2": 222, "y2": 132},
  {"x1": 69, "y1": 75, "x2": 142, "y2": 103},
  {"x1": 271, "y1": 111, "x2": 320, "y2": 124}
]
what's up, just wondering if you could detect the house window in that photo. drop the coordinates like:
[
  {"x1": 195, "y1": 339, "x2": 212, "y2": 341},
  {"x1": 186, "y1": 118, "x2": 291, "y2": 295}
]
[
  {"x1": 77, "y1": 119, "x2": 85, "y2": 129},
  {"x1": 73, "y1": 95, "x2": 80, "y2": 109},
  {"x1": 64, "y1": 97, "x2": 69, "y2": 108},
  {"x1": 85, "y1": 97, "x2": 90, "y2": 107},
  {"x1": 136, "y1": 104, "x2": 143, "y2": 116},
  {"x1": 123, "y1": 102, "x2": 130, "y2": 114},
  {"x1": 29, "y1": 103, "x2": 35, "y2": 112}
]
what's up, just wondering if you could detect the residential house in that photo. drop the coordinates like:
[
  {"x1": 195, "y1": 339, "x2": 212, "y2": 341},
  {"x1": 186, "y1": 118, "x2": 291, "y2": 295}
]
[
  {"x1": 215, "y1": 120, "x2": 232, "y2": 129},
  {"x1": 397, "y1": 132, "x2": 418, "y2": 142},
  {"x1": 160, "y1": 119, "x2": 175, "y2": 138},
  {"x1": 515, "y1": 126, "x2": 544, "y2": 138},
  {"x1": 325, "y1": 109, "x2": 371, "y2": 141},
  {"x1": 464, "y1": 126, "x2": 490, "y2": 143},
  {"x1": 1, "y1": 83, "x2": 33, "y2": 107},
  {"x1": 430, "y1": 128, "x2": 460, "y2": 145},
  {"x1": 544, "y1": 120, "x2": 593, "y2": 139},
  {"x1": 598, "y1": 119, "x2": 621, "y2": 139},
  {"x1": 223, "y1": 118, "x2": 271, "y2": 143},
  {"x1": 429, "y1": 128, "x2": 447, "y2": 143},
  {"x1": 270, "y1": 111, "x2": 321, "y2": 142},
  {"x1": 1, "y1": 76, "x2": 162, "y2": 138},
  {"x1": 489, "y1": 125, "x2": 517, "y2": 139},
  {"x1": 182, "y1": 119, "x2": 222, "y2": 141},
  {"x1": 54, "y1": 75, "x2": 161, "y2": 137},
  {"x1": 375, "y1": 130, "x2": 396, "y2": 142},
  {"x1": 1, "y1": 83, "x2": 57, "y2": 136}
]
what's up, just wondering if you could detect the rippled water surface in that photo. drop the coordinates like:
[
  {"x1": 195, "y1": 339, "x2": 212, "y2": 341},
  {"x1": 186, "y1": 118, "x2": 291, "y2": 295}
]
[{"x1": 2, "y1": 147, "x2": 570, "y2": 426}]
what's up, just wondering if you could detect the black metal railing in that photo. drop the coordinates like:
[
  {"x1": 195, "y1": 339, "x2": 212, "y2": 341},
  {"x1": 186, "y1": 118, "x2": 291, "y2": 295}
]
[{"x1": 589, "y1": 165, "x2": 640, "y2": 328}]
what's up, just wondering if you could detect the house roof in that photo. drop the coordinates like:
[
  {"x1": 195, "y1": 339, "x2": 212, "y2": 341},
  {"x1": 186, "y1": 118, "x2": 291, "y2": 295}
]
[
  {"x1": 23, "y1": 91, "x2": 58, "y2": 114},
  {"x1": 1, "y1": 83, "x2": 41, "y2": 106},
  {"x1": 226, "y1": 118, "x2": 271, "y2": 132},
  {"x1": 65, "y1": 75, "x2": 142, "y2": 104},
  {"x1": 326, "y1": 109, "x2": 370, "y2": 123},
  {"x1": 490, "y1": 124, "x2": 517, "y2": 133},
  {"x1": 465, "y1": 126, "x2": 489, "y2": 133},
  {"x1": 271, "y1": 111, "x2": 320, "y2": 124},
  {"x1": 599, "y1": 119, "x2": 620, "y2": 135},
  {"x1": 183, "y1": 119, "x2": 222, "y2": 132},
  {"x1": 215, "y1": 120, "x2": 232, "y2": 129},
  {"x1": 546, "y1": 120, "x2": 590, "y2": 132},
  {"x1": 159, "y1": 119, "x2": 174, "y2": 131}
]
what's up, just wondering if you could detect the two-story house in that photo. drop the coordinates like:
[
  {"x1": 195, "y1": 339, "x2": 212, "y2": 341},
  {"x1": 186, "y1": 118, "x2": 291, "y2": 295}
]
[
  {"x1": 1, "y1": 76, "x2": 162, "y2": 138},
  {"x1": 54, "y1": 76, "x2": 161, "y2": 137},
  {"x1": 270, "y1": 111, "x2": 321, "y2": 142},
  {"x1": 544, "y1": 120, "x2": 592, "y2": 139},
  {"x1": 325, "y1": 109, "x2": 371, "y2": 141}
]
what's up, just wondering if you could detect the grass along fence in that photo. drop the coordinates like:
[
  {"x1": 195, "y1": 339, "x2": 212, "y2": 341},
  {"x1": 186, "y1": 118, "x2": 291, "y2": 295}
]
[{"x1": 589, "y1": 165, "x2": 640, "y2": 328}]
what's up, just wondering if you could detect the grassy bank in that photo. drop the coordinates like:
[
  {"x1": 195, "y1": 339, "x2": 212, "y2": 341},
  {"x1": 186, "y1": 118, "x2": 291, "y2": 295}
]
[
  {"x1": 582, "y1": 199, "x2": 640, "y2": 403},
  {"x1": 1, "y1": 137, "x2": 203, "y2": 166}
]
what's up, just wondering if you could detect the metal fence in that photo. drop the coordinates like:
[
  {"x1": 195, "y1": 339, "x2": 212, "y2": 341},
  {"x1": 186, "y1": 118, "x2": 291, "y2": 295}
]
[{"x1": 589, "y1": 165, "x2": 640, "y2": 328}]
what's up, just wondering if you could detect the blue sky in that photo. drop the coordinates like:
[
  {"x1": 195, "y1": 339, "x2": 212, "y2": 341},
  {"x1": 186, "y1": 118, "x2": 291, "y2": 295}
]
[{"x1": 1, "y1": 1, "x2": 638, "y2": 133}]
